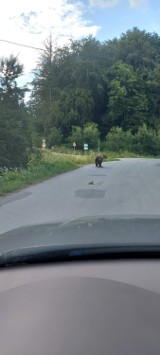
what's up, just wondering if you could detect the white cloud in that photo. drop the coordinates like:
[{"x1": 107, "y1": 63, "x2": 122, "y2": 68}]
[
  {"x1": 0, "y1": 0, "x2": 100, "y2": 84},
  {"x1": 89, "y1": 0, "x2": 146, "y2": 8},
  {"x1": 129, "y1": 0, "x2": 146, "y2": 7},
  {"x1": 89, "y1": 0, "x2": 120, "y2": 8}
]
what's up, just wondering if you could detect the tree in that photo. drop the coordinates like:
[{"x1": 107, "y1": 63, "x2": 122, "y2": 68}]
[
  {"x1": 69, "y1": 123, "x2": 100, "y2": 150},
  {"x1": 119, "y1": 28, "x2": 159, "y2": 69},
  {"x1": 0, "y1": 55, "x2": 31, "y2": 167},
  {"x1": 55, "y1": 88, "x2": 94, "y2": 137},
  {"x1": 30, "y1": 35, "x2": 57, "y2": 137},
  {"x1": 105, "y1": 61, "x2": 148, "y2": 132},
  {"x1": 84, "y1": 123, "x2": 100, "y2": 149},
  {"x1": 47, "y1": 127, "x2": 63, "y2": 148},
  {"x1": 69, "y1": 126, "x2": 83, "y2": 149},
  {"x1": 29, "y1": 29, "x2": 160, "y2": 143}
]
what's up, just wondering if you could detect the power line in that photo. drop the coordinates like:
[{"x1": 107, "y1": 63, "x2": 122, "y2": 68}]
[{"x1": 0, "y1": 39, "x2": 46, "y2": 51}]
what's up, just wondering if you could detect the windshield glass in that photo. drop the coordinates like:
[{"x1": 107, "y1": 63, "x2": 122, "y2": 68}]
[{"x1": 1, "y1": 0, "x2": 160, "y2": 256}]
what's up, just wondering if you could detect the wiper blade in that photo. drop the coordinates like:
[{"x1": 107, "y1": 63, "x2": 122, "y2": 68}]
[{"x1": 1, "y1": 244, "x2": 160, "y2": 267}]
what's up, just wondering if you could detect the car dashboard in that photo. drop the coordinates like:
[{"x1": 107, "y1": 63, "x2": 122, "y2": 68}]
[{"x1": 1, "y1": 258, "x2": 160, "y2": 355}]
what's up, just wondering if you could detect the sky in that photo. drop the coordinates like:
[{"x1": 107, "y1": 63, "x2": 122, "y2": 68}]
[{"x1": 0, "y1": 0, "x2": 160, "y2": 86}]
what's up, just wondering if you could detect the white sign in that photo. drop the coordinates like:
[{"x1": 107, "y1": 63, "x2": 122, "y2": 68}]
[
  {"x1": 73, "y1": 142, "x2": 76, "y2": 152},
  {"x1": 84, "y1": 143, "x2": 88, "y2": 150},
  {"x1": 42, "y1": 139, "x2": 46, "y2": 149}
]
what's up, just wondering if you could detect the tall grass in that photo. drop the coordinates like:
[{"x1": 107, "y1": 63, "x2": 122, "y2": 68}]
[
  {"x1": 0, "y1": 148, "x2": 144, "y2": 196},
  {"x1": 0, "y1": 150, "x2": 96, "y2": 195}
]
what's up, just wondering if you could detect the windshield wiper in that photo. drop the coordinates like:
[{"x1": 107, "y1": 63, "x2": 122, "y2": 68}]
[{"x1": 1, "y1": 244, "x2": 160, "y2": 267}]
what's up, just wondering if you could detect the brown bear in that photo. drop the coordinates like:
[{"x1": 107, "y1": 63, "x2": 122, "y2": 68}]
[{"x1": 95, "y1": 155, "x2": 107, "y2": 167}]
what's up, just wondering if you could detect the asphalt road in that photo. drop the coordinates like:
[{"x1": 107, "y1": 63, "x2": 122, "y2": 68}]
[{"x1": 1, "y1": 158, "x2": 160, "y2": 235}]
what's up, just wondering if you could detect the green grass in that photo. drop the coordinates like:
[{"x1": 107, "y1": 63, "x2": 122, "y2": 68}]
[
  {"x1": 0, "y1": 149, "x2": 147, "y2": 196},
  {"x1": 0, "y1": 155, "x2": 78, "y2": 195}
]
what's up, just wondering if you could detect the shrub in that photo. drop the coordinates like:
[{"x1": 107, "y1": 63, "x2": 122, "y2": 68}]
[
  {"x1": 68, "y1": 126, "x2": 84, "y2": 150},
  {"x1": 106, "y1": 127, "x2": 133, "y2": 152},
  {"x1": 83, "y1": 123, "x2": 100, "y2": 149},
  {"x1": 47, "y1": 127, "x2": 63, "y2": 148},
  {"x1": 105, "y1": 125, "x2": 160, "y2": 156}
]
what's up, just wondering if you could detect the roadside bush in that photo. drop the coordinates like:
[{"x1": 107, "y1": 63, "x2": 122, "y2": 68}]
[
  {"x1": 83, "y1": 123, "x2": 100, "y2": 149},
  {"x1": 69, "y1": 123, "x2": 100, "y2": 150},
  {"x1": 69, "y1": 126, "x2": 84, "y2": 149},
  {"x1": 27, "y1": 147, "x2": 42, "y2": 164},
  {"x1": 47, "y1": 127, "x2": 63, "y2": 148},
  {"x1": 133, "y1": 125, "x2": 160, "y2": 155},
  {"x1": 106, "y1": 125, "x2": 160, "y2": 156},
  {"x1": 106, "y1": 127, "x2": 133, "y2": 152}
]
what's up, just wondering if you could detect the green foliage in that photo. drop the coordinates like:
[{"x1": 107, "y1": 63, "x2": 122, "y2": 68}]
[
  {"x1": 106, "y1": 61, "x2": 148, "y2": 131},
  {"x1": 106, "y1": 124, "x2": 160, "y2": 156},
  {"x1": 6, "y1": 28, "x2": 160, "y2": 178},
  {"x1": 69, "y1": 126, "x2": 84, "y2": 149},
  {"x1": 0, "y1": 55, "x2": 32, "y2": 167},
  {"x1": 106, "y1": 127, "x2": 132, "y2": 152},
  {"x1": 83, "y1": 122, "x2": 100, "y2": 149},
  {"x1": 56, "y1": 88, "x2": 94, "y2": 137},
  {"x1": 27, "y1": 147, "x2": 42, "y2": 164},
  {"x1": 27, "y1": 28, "x2": 160, "y2": 144},
  {"x1": 119, "y1": 28, "x2": 159, "y2": 69},
  {"x1": 47, "y1": 127, "x2": 63, "y2": 148},
  {"x1": 69, "y1": 122, "x2": 100, "y2": 150},
  {"x1": 133, "y1": 125, "x2": 160, "y2": 155}
]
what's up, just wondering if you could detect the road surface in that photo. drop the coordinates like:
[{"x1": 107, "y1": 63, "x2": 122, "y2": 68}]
[{"x1": 1, "y1": 158, "x2": 160, "y2": 235}]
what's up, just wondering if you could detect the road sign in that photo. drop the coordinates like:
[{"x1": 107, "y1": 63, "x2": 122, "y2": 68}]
[
  {"x1": 73, "y1": 141, "x2": 76, "y2": 152},
  {"x1": 84, "y1": 143, "x2": 88, "y2": 150},
  {"x1": 42, "y1": 139, "x2": 46, "y2": 150}
]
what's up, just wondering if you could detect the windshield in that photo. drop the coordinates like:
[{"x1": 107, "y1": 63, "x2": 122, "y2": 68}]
[{"x1": 1, "y1": 0, "x2": 160, "y2": 257}]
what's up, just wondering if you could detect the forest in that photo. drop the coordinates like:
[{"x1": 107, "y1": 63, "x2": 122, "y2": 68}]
[{"x1": 1, "y1": 27, "x2": 160, "y2": 167}]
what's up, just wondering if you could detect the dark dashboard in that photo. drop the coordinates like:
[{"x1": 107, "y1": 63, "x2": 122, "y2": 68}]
[{"x1": 1, "y1": 259, "x2": 160, "y2": 355}]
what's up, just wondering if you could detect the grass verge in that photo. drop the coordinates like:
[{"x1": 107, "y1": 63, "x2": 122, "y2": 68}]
[{"x1": 0, "y1": 149, "x2": 146, "y2": 196}]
